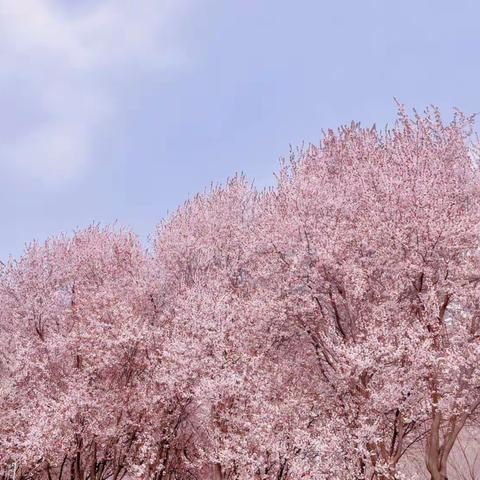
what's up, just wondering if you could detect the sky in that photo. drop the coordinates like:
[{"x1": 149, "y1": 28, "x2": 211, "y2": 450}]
[{"x1": 0, "y1": 0, "x2": 479, "y2": 260}]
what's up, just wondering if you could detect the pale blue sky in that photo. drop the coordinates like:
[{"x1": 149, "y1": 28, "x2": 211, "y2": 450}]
[{"x1": 0, "y1": 0, "x2": 479, "y2": 259}]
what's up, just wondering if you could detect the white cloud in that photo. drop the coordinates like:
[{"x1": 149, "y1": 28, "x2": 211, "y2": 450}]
[{"x1": 0, "y1": 0, "x2": 189, "y2": 185}]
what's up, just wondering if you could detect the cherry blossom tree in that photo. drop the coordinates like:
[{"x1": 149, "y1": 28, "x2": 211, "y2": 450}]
[
  {"x1": 152, "y1": 178, "x2": 369, "y2": 478},
  {"x1": 0, "y1": 227, "x2": 198, "y2": 480},
  {"x1": 244, "y1": 106, "x2": 480, "y2": 479}
]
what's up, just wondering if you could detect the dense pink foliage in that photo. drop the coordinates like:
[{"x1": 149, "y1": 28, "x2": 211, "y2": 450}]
[{"x1": 1, "y1": 107, "x2": 480, "y2": 480}]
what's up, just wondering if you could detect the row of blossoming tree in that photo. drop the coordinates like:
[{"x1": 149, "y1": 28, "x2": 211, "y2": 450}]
[{"x1": 1, "y1": 107, "x2": 480, "y2": 480}]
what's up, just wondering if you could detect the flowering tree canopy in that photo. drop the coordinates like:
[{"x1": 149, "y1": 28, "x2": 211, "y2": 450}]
[{"x1": 1, "y1": 107, "x2": 480, "y2": 480}]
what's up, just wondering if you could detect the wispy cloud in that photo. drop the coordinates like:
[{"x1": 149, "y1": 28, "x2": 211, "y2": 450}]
[{"x1": 0, "y1": 0, "x2": 189, "y2": 185}]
